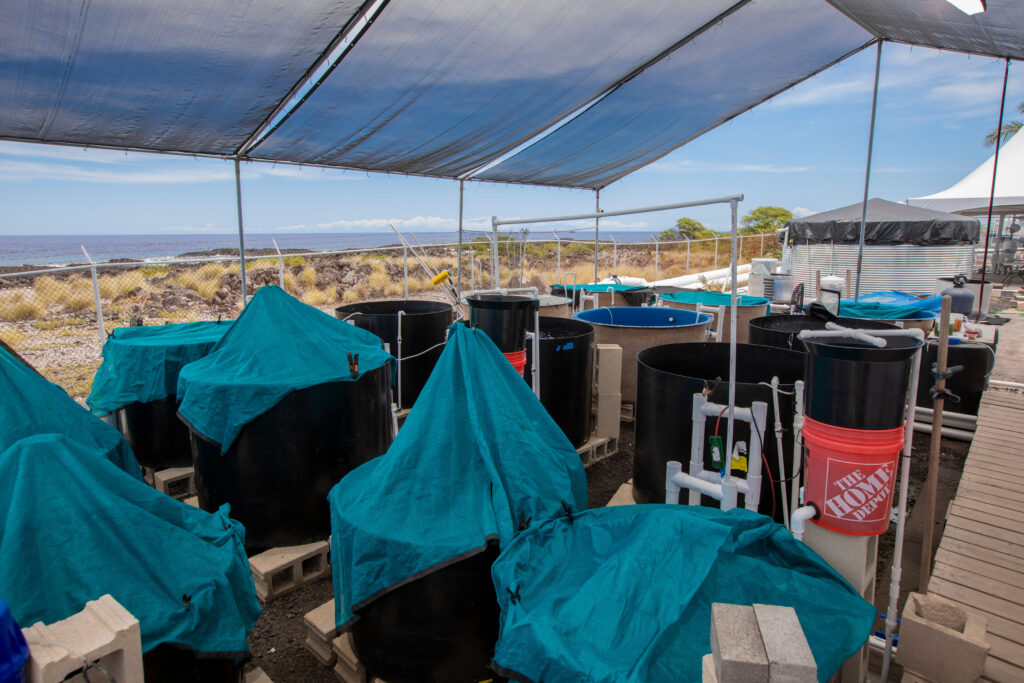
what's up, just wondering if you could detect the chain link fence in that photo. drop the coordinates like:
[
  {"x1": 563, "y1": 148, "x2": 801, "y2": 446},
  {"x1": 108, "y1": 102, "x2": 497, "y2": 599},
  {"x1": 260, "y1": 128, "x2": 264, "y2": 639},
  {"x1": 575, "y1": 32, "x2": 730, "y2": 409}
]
[{"x1": 0, "y1": 232, "x2": 779, "y2": 402}]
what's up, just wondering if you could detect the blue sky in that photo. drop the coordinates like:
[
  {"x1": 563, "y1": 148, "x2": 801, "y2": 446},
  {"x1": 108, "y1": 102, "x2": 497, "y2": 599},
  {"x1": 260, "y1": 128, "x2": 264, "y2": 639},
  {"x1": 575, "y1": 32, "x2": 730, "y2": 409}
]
[{"x1": 1, "y1": 43, "x2": 1021, "y2": 238}]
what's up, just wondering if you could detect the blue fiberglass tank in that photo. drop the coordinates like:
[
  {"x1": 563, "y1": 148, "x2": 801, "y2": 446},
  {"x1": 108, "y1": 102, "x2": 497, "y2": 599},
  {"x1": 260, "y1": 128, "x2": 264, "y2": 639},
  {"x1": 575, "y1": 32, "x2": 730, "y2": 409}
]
[
  {"x1": 177, "y1": 286, "x2": 394, "y2": 553},
  {"x1": 574, "y1": 306, "x2": 711, "y2": 404},
  {"x1": 88, "y1": 320, "x2": 232, "y2": 468}
]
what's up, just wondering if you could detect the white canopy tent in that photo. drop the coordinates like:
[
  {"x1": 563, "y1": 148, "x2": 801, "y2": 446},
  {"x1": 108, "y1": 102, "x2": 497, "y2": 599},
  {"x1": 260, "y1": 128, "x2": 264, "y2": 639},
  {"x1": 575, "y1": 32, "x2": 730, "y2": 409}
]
[{"x1": 909, "y1": 131, "x2": 1024, "y2": 215}]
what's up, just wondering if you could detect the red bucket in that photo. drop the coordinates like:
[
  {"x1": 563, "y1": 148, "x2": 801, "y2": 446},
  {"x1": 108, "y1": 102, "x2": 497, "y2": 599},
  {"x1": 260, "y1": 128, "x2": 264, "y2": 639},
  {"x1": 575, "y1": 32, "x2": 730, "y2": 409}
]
[
  {"x1": 802, "y1": 416, "x2": 905, "y2": 536},
  {"x1": 503, "y1": 349, "x2": 527, "y2": 377}
]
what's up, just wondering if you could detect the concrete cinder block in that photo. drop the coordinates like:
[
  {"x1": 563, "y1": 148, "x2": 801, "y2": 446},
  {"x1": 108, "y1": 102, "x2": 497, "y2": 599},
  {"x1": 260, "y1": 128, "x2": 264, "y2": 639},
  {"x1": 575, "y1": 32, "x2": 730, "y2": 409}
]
[
  {"x1": 183, "y1": 496, "x2": 199, "y2": 507},
  {"x1": 243, "y1": 664, "x2": 274, "y2": 683},
  {"x1": 702, "y1": 653, "x2": 719, "y2": 683},
  {"x1": 595, "y1": 392, "x2": 621, "y2": 440},
  {"x1": 332, "y1": 633, "x2": 366, "y2": 683},
  {"x1": 250, "y1": 541, "x2": 331, "y2": 602},
  {"x1": 753, "y1": 604, "x2": 816, "y2": 683},
  {"x1": 595, "y1": 344, "x2": 622, "y2": 395},
  {"x1": 710, "y1": 603, "x2": 769, "y2": 683},
  {"x1": 22, "y1": 594, "x2": 144, "y2": 683},
  {"x1": 304, "y1": 599, "x2": 338, "y2": 667},
  {"x1": 896, "y1": 592, "x2": 989, "y2": 683},
  {"x1": 153, "y1": 466, "x2": 195, "y2": 500}
]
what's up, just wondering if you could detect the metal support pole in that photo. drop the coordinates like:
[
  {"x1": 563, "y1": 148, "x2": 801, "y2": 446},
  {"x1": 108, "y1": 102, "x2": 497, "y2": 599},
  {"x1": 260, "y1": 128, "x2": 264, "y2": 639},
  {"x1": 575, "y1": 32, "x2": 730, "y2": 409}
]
[
  {"x1": 726, "y1": 199, "x2": 740, "y2": 462},
  {"x1": 234, "y1": 158, "x2": 249, "y2": 305},
  {"x1": 457, "y1": 180, "x2": 465, "y2": 295},
  {"x1": 490, "y1": 215, "x2": 499, "y2": 287},
  {"x1": 760, "y1": 233, "x2": 765, "y2": 258},
  {"x1": 686, "y1": 240, "x2": 691, "y2": 272},
  {"x1": 977, "y1": 58, "x2": 1011, "y2": 320},
  {"x1": 653, "y1": 237, "x2": 659, "y2": 281},
  {"x1": 80, "y1": 246, "x2": 105, "y2": 339},
  {"x1": 272, "y1": 239, "x2": 285, "y2": 289},
  {"x1": 739, "y1": 235, "x2": 743, "y2": 262},
  {"x1": 594, "y1": 189, "x2": 601, "y2": 284},
  {"x1": 403, "y1": 246, "x2": 409, "y2": 300},
  {"x1": 855, "y1": 41, "x2": 882, "y2": 301},
  {"x1": 555, "y1": 235, "x2": 562, "y2": 283}
]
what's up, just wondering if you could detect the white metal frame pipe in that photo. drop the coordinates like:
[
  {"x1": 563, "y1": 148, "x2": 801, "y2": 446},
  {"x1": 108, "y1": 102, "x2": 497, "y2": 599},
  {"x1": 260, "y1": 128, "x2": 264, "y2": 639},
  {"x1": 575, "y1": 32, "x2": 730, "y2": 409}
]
[
  {"x1": 492, "y1": 195, "x2": 745, "y2": 228},
  {"x1": 855, "y1": 40, "x2": 882, "y2": 302},
  {"x1": 790, "y1": 379, "x2": 805, "y2": 525},
  {"x1": 769, "y1": 377, "x2": 791, "y2": 530},
  {"x1": 234, "y1": 157, "x2": 248, "y2": 305},
  {"x1": 790, "y1": 503, "x2": 820, "y2": 542}
]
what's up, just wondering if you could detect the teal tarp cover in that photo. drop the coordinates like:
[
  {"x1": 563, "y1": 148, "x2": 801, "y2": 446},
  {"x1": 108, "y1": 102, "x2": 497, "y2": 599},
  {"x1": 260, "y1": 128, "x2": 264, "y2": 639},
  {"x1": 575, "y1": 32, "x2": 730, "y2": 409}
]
[
  {"x1": 660, "y1": 291, "x2": 771, "y2": 308},
  {"x1": 328, "y1": 324, "x2": 587, "y2": 628},
  {"x1": 491, "y1": 506, "x2": 875, "y2": 683},
  {"x1": 840, "y1": 291, "x2": 940, "y2": 320},
  {"x1": 88, "y1": 320, "x2": 233, "y2": 416},
  {"x1": 0, "y1": 346, "x2": 140, "y2": 479},
  {"x1": 177, "y1": 286, "x2": 393, "y2": 449},
  {"x1": 0, "y1": 433, "x2": 260, "y2": 655}
]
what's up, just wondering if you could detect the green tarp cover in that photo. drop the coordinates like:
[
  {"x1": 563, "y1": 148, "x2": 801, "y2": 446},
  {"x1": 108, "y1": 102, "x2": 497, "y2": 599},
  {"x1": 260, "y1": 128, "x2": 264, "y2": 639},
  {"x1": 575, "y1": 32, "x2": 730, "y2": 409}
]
[
  {"x1": 660, "y1": 291, "x2": 771, "y2": 308},
  {"x1": 0, "y1": 433, "x2": 260, "y2": 655},
  {"x1": 177, "y1": 286, "x2": 393, "y2": 449},
  {"x1": 0, "y1": 346, "x2": 140, "y2": 479},
  {"x1": 491, "y1": 506, "x2": 875, "y2": 683},
  {"x1": 88, "y1": 320, "x2": 233, "y2": 416},
  {"x1": 328, "y1": 324, "x2": 587, "y2": 628}
]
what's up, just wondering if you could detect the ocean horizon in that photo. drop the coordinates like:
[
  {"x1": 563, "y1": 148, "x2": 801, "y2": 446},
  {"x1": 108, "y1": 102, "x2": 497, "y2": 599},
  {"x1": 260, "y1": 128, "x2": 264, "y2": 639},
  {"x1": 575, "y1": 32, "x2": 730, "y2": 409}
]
[{"x1": 1, "y1": 230, "x2": 665, "y2": 267}]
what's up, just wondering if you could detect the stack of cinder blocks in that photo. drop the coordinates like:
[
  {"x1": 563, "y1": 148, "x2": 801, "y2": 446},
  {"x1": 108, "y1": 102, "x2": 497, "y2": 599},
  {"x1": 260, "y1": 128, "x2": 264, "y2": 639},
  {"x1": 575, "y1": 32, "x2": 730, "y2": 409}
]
[
  {"x1": 896, "y1": 592, "x2": 989, "y2": 683},
  {"x1": 304, "y1": 599, "x2": 339, "y2": 667},
  {"x1": 152, "y1": 466, "x2": 196, "y2": 500},
  {"x1": 21, "y1": 594, "x2": 144, "y2": 683},
  {"x1": 703, "y1": 603, "x2": 816, "y2": 683},
  {"x1": 576, "y1": 343, "x2": 621, "y2": 466},
  {"x1": 250, "y1": 540, "x2": 331, "y2": 602}
]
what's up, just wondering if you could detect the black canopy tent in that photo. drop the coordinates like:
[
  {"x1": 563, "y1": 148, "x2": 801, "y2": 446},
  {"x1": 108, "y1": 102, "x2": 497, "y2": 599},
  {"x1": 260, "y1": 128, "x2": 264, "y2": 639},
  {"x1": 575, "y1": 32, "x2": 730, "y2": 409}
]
[{"x1": 787, "y1": 198, "x2": 981, "y2": 246}]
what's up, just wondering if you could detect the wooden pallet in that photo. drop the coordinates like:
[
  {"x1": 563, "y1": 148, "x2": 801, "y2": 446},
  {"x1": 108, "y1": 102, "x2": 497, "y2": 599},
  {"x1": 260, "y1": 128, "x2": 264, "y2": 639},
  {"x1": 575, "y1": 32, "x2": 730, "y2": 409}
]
[{"x1": 927, "y1": 390, "x2": 1024, "y2": 682}]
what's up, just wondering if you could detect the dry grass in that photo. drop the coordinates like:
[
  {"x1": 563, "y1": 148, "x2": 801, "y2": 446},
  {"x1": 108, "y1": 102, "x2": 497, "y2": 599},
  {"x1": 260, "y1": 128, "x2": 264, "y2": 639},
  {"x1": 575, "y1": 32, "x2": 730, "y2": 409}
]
[
  {"x1": 98, "y1": 273, "x2": 141, "y2": 300},
  {"x1": 282, "y1": 272, "x2": 298, "y2": 294},
  {"x1": 341, "y1": 284, "x2": 370, "y2": 303},
  {"x1": 196, "y1": 263, "x2": 228, "y2": 281},
  {"x1": 299, "y1": 266, "x2": 318, "y2": 288},
  {"x1": 1, "y1": 330, "x2": 27, "y2": 346},
  {"x1": 0, "y1": 292, "x2": 46, "y2": 321},
  {"x1": 32, "y1": 275, "x2": 72, "y2": 304},
  {"x1": 301, "y1": 286, "x2": 337, "y2": 306},
  {"x1": 32, "y1": 317, "x2": 84, "y2": 330}
]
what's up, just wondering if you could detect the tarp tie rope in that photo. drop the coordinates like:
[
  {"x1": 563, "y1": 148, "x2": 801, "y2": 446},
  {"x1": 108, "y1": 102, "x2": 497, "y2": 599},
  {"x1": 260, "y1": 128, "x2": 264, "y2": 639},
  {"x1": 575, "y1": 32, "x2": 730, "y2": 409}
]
[
  {"x1": 506, "y1": 585, "x2": 521, "y2": 604},
  {"x1": 518, "y1": 511, "x2": 532, "y2": 531},
  {"x1": 347, "y1": 352, "x2": 359, "y2": 378},
  {"x1": 561, "y1": 500, "x2": 575, "y2": 524}
]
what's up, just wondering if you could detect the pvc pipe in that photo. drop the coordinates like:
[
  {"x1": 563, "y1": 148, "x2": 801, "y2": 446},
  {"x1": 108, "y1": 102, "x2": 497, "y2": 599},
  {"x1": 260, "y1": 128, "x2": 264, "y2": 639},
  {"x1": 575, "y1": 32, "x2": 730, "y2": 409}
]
[
  {"x1": 914, "y1": 407, "x2": 976, "y2": 429},
  {"x1": 674, "y1": 472, "x2": 727, "y2": 502},
  {"x1": 531, "y1": 308, "x2": 541, "y2": 398},
  {"x1": 791, "y1": 380, "x2": 804, "y2": 524},
  {"x1": 666, "y1": 460, "x2": 683, "y2": 505},
  {"x1": 790, "y1": 504, "x2": 819, "y2": 542},
  {"x1": 991, "y1": 379, "x2": 1024, "y2": 390},
  {"x1": 881, "y1": 347, "x2": 922, "y2": 682},
  {"x1": 770, "y1": 377, "x2": 791, "y2": 530},
  {"x1": 799, "y1": 328, "x2": 887, "y2": 348},
  {"x1": 651, "y1": 264, "x2": 751, "y2": 289},
  {"x1": 745, "y1": 401, "x2": 768, "y2": 512},
  {"x1": 912, "y1": 422, "x2": 974, "y2": 442}
]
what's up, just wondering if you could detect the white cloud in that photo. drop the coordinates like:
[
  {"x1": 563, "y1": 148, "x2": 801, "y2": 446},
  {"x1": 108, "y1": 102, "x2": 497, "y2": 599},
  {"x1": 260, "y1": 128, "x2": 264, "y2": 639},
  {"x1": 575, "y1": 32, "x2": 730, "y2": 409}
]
[
  {"x1": 791, "y1": 206, "x2": 814, "y2": 218},
  {"x1": 0, "y1": 159, "x2": 233, "y2": 184},
  {"x1": 646, "y1": 159, "x2": 809, "y2": 174}
]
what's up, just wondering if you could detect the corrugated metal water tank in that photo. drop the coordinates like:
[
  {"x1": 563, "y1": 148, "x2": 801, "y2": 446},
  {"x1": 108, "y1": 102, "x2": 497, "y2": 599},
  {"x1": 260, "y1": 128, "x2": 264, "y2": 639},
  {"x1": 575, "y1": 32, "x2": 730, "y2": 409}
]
[{"x1": 790, "y1": 244, "x2": 974, "y2": 295}]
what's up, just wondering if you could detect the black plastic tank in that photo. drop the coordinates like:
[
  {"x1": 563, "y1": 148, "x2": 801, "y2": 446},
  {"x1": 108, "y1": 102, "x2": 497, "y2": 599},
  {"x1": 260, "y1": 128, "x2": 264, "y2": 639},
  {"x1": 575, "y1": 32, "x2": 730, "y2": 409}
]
[
  {"x1": 143, "y1": 645, "x2": 239, "y2": 683},
  {"x1": 523, "y1": 318, "x2": 594, "y2": 448},
  {"x1": 633, "y1": 343, "x2": 805, "y2": 522},
  {"x1": 466, "y1": 294, "x2": 538, "y2": 352},
  {"x1": 915, "y1": 340, "x2": 994, "y2": 416},
  {"x1": 748, "y1": 315, "x2": 897, "y2": 352},
  {"x1": 336, "y1": 300, "x2": 453, "y2": 409},
  {"x1": 119, "y1": 397, "x2": 192, "y2": 468},
  {"x1": 351, "y1": 543, "x2": 502, "y2": 683},
  {"x1": 804, "y1": 336, "x2": 923, "y2": 430},
  {"x1": 190, "y1": 369, "x2": 393, "y2": 553}
]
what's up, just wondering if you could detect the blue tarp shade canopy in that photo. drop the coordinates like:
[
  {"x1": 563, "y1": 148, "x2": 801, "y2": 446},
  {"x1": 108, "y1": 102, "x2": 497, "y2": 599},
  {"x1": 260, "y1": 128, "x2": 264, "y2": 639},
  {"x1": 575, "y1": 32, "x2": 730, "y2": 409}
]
[
  {"x1": 491, "y1": 506, "x2": 876, "y2": 683},
  {"x1": 2, "y1": 2, "x2": 1023, "y2": 189},
  {"x1": 88, "y1": 320, "x2": 233, "y2": 417},
  {"x1": 839, "y1": 291, "x2": 941, "y2": 320},
  {"x1": 0, "y1": 0, "x2": 365, "y2": 154},
  {"x1": 177, "y1": 286, "x2": 392, "y2": 450},
  {"x1": 0, "y1": 433, "x2": 260, "y2": 655},
  {"x1": 0, "y1": 345, "x2": 140, "y2": 479},
  {"x1": 328, "y1": 324, "x2": 587, "y2": 628},
  {"x1": 660, "y1": 291, "x2": 770, "y2": 307}
]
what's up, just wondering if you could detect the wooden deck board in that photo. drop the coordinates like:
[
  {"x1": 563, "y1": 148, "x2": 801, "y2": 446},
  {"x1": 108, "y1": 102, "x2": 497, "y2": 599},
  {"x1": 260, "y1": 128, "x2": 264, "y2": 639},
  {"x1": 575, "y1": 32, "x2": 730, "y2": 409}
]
[{"x1": 926, "y1": 391, "x2": 1024, "y2": 681}]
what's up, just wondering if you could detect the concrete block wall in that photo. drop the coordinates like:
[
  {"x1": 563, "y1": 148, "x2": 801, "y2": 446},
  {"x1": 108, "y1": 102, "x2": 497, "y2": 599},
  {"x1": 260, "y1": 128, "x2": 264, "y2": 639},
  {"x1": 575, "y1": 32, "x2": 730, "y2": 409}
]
[
  {"x1": 594, "y1": 344, "x2": 622, "y2": 442},
  {"x1": 21, "y1": 594, "x2": 144, "y2": 683}
]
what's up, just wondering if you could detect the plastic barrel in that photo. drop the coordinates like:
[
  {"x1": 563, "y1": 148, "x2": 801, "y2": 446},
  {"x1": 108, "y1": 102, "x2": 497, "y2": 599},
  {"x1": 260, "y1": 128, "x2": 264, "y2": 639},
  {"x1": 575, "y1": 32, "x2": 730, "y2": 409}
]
[
  {"x1": 915, "y1": 340, "x2": 995, "y2": 416},
  {"x1": 802, "y1": 417, "x2": 904, "y2": 536},
  {"x1": 351, "y1": 544, "x2": 501, "y2": 683},
  {"x1": 748, "y1": 315, "x2": 897, "y2": 352},
  {"x1": 335, "y1": 300, "x2": 453, "y2": 410},
  {"x1": 0, "y1": 600, "x2": 27, "y2": 683},
  {"x1": 523, "y1": 317, "x2": 595, "y2": 448},
  {"x1": 573, "y1": 307, "x2": 711, "y2": 403},
  {"x1": 466, "y1": 295, "x2": 538, "y2": 353},
  {"x1": 190, "y1": 368, "x2": 393, "y2": 553},
  {"x1": 118, "y1": 396, "x2": 193, "y2": 468},
  {"x1": 633, "y1": 342, "x2": 804, "y2": 521},
  {"x1": 803, "y1": 335, "x2": 923, "y2": 430},
  {"x1": 660, "y1": 296, "x2": 769, "y2": 344}
]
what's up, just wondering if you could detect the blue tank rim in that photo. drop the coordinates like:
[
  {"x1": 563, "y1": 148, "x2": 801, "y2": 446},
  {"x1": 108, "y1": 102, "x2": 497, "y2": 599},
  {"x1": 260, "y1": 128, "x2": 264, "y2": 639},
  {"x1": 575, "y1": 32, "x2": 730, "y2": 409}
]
[{"x1": 573, "y1": 306, "x2": 711, "y2": 329}]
